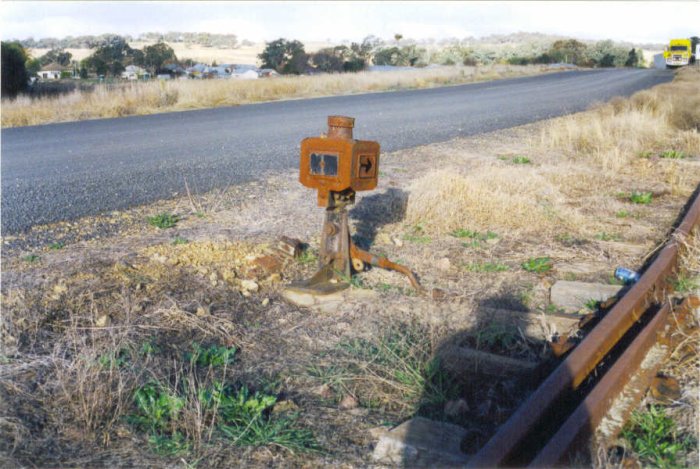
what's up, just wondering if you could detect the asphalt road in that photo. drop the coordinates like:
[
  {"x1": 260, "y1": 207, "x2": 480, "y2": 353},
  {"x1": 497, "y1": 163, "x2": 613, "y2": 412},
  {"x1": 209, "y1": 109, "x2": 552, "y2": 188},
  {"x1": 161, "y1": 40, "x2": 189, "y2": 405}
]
[{"x1": 2, "y1": 68, "x2": 672, "y2": 234}]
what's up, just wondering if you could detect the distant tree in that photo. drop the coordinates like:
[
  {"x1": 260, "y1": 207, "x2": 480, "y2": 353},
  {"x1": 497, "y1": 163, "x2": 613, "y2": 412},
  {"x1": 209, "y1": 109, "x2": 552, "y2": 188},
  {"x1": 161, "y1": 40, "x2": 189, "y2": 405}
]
[
  {"x1": 394, "y1": 33, "x2": 403, "y2": 45},
  {"x1": 624, "y1": 48, "x2": 640, "y2": 67},
  {"x1": 373, "y1": 45, "x2": 421, "y2": 66},
  {"x1": 40, "y1": 48, "x2": 72, "y2": 66},
  {"x1": 79, "y1": 65, "x2": 88, "y2": 79},
  {"x1": 2, "y1": 41, "x2": 29, "y2": 97},
  {"x1": 311, "y1": 45, "x2": 366, "y2": 73},
  {"x1": 111, "y1": 61, "x2": 125, "y2": 76},
  {"x1": 373, "y1": 47, "x2": 402, "y2": 66},
  {"x1": 83, "y1": 35, "x2": 141, "y2": 76},
  {"x1": 26, "y1": 57, "x2": 42, "y2": 76},
  {"x1": 142, "y1": 42, "x2": 177, "y2": 73},
  {"x1": 548, "y1": 39, "x2": 588, "y2": 65},
  {"x1": 312, "y1": 49, "x2": 344, "y2": 72},
  {"x1": 259, "y1": 39, "x2": 308, "y2": 74}
]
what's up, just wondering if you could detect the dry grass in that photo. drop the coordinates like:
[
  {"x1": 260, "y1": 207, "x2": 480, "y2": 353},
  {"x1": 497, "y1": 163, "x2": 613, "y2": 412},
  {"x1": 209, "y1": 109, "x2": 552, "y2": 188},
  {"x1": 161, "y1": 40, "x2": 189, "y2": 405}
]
[
  {"x1": 540, "y1": 68, "x2": 700, "y2": 171},
  {"x1": 405, "y1": 166, "x2": 586, "y2": 235},
  {"x1": 1, "y1": 64, "x2": 549, "y2": 128},
  {"x1": 406, "y1": 69, "x2": 700, "y2": 238}
]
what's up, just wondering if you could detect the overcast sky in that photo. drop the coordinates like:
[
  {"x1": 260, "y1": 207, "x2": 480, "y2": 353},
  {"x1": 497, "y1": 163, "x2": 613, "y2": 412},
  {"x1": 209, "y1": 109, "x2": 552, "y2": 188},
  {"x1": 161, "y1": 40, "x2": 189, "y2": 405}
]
[{"x1": 1, "y1": 1, "x2": 698, "y2": 44}]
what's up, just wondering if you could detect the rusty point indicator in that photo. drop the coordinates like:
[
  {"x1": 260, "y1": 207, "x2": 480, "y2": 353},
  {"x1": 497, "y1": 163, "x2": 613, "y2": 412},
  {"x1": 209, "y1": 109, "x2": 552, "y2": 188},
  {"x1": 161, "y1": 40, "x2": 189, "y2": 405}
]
[{"x1": 285, "y1": 115, "x2": 422, "y2": 297}]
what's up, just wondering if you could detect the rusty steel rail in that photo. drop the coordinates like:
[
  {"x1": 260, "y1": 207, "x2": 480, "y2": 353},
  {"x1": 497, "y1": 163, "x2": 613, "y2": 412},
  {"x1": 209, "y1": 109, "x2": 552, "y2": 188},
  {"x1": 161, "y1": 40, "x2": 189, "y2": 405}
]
[
  {"x1": 467, "y1": 187, "x2": 700, "y2": 468},
  {"x1": 530, "y1": 296, "x2": 696, "y2": 467}
]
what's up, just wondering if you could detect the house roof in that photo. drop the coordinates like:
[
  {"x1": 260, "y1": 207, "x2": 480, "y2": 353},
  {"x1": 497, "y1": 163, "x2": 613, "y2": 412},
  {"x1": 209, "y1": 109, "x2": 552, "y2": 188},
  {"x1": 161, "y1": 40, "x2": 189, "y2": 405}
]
[{"x1": 39, "y1": 62, "x2": 69, "y2": 72}]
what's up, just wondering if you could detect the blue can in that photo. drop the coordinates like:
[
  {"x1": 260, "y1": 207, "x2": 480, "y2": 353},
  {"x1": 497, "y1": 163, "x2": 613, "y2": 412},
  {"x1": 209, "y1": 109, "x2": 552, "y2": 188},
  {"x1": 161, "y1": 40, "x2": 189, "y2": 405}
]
[{"x1": 615, "y1": 267, "x2": 640, "y2": 284}]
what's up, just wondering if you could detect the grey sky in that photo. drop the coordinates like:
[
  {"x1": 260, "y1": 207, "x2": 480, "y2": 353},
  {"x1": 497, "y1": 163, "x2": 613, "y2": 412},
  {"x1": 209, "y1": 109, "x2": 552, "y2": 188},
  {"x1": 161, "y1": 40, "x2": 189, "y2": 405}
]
[{"x1": 1, "y1": 1, "x2": 698, "y2": 44}]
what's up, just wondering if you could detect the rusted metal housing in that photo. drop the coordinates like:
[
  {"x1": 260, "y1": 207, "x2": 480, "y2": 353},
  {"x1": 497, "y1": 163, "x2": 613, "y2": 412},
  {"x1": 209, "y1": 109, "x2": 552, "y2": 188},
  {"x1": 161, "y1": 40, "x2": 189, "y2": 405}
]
[{"x1": 300, "y1": 115, "x2": 380, "y2": 207}]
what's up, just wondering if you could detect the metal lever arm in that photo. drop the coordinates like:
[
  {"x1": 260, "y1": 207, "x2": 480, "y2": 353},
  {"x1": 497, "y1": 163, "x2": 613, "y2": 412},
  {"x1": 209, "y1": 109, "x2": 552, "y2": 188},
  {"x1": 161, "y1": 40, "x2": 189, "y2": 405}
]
[{"x1": 350, "y1": 244, "x2": 424, "y2": 292}]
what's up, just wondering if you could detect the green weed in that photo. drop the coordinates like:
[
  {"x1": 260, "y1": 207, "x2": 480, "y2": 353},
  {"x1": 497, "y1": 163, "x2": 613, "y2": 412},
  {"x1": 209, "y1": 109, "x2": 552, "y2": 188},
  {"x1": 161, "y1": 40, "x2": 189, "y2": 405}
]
[
  {"x1": 621, "y1": 405, "x2": 696, "y2": 468},
  {"x1": 521, "y1": 257, "x2": 553, "y2": 273},
  {"x1": 404, "y1": 223, "x2": 431, "y2": 244},
  {"x1": 659, "y1": 149, "x2": 686, "y2": 159},
  {"x1": 327, "y1": 324, "x2": 457, "y2": 418},
  {"x1": 297, "y1": 249, "x2": 317, "y2": 265},
  {"x1": 451, "y1": 229, "x2": 498, "y2": 241},
  {"x1": 335, "y1": 270, "x2": 364, "y2": 289},
  {"x1": 630, "y1": 192, "x2": 653, "y2": 205},
  {"x1": 98, "y1": 348, "x2": 130, "y2": 368},
  {"x1": 616, "y1": 210, "x2": 631, "y2": 218},
  {"x1": 148, "y1": 213, "x2": 179, "y2": 229},
  {"x1": 672, "y1": 274, "x2": 698, "y2": 294},
  {"x1": 187, "y1": 343, "x2": 237, "y2": 367},
  {"x1": 511, "y1": 155, "x2": 531, "y2": 164},
  {"x1": 22, "y1": 254, "x2": 40, "y2": 263},
  {"x1": 131, "y1": 379, "x2": 318, "y2": 455},
  {"x1": 465, "y1": 262, "x2": 509, "y2": 273},
  {"x1": 403, "y1": 233, "x2": 432, "y2": 244},
  {"x1": 584, "y1": 299, "x2": 600, "y2": 311},
  {"x1": 132, "y1": 382, "x2": 186, "y2": 433},
  {"x1": 595, "y1": 232, "x2": 621, "y2": 241},
  {"x1": 49, "y1": 242, "x2": 65, "y2": 250},
  {"x1": 171, "y1": 236, "x2": 189, "y2": 245}
]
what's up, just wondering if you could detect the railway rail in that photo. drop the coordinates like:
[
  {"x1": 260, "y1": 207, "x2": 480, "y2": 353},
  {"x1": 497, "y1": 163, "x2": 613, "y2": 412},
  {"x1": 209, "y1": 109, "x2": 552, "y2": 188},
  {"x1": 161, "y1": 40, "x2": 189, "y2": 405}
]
[{"x1": 467, "y1": 186, "x2": 700, "y2": 467}]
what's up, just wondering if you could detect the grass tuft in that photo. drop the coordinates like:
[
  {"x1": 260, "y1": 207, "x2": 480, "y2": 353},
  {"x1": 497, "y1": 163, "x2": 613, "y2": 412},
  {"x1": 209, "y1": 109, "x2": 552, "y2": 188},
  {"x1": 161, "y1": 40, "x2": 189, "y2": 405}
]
[
  {"x1": 512, "y1": 155, "x2": 532, "y2": 164},
  {"x1": 630, "y1": 191, "x2": 653, "y2": 205},
  {"x1": 465, "y1": 261, "x2": 509, "y2": 273},
  {"x1": 621, "y1": 405, "x2": 696, "y2": 468},
  {"x1": 521, "y1": 257, "x2": 553, "y2": 273},
  {"x1": 148, "y1": 213, "x2": 179, "y2": 229}
]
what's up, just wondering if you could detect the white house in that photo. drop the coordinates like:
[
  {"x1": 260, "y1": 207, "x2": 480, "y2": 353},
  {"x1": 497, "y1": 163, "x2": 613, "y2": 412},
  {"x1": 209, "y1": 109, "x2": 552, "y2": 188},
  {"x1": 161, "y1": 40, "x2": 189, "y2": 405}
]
[
  {"x1": 38, "y1": 63, "x2": 67, "y2": 80},
  {"x1": 122, "y1": 65, "x2": 146, "y2": 80}
]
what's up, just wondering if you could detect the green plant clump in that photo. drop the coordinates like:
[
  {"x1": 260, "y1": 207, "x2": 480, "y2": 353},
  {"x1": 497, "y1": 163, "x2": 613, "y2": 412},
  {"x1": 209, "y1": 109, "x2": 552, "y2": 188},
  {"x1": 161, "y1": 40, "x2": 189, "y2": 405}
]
[
  {"x1": 130, "y1": 380, "x2": 318, "y2": 455},
  {"x1": 659, "y1": 149, "x2": 686, "y2": 159},
  {"x1": 171, "y1": 236, "x2": 189, "y2": 245},
  {"x1": 148, "y1": 212, "x2": 179, "y2": 229},
  {"x1": 22, "y1": 254, "x2": 40, "y2": 263},
  {"x1": 521, "y1": 257, "x2": 553, "y2": 273},
  {"x1": 621, "y1": 405, "x2": 696, "y2": 468},
  {"x1": 511, "y1": 155, "x2": 531, "y2": 164},
  {"x1": 187, "y1": 343, "x2": 237, "y2": 367},
  {"x1": 465, "y1": 262, "x2": 509, "y2": 272},
  {"x1": 49, "y1": 241, "x2": 65, "y2": 250},
  {"x1": 297, "y1": 249, "x2": 317, "y2": 265},
  {"x1": 451, "y1": 229, "x2": 498, "y2": 241},
  {"x1": 629, "y1": 192, "x2": 653, "y2": 205}
]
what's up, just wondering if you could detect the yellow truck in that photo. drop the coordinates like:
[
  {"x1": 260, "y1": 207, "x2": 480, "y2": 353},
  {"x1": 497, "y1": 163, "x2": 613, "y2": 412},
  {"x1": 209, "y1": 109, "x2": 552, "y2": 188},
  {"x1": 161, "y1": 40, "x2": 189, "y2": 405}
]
[{"x1": 663, "y1": 38, "x2": 693, "y2": 68}]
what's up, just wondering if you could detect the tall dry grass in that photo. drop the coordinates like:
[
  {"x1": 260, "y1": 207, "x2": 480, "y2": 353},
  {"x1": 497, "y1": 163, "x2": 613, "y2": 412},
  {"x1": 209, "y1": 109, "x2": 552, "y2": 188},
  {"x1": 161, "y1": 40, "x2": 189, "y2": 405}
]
[
  {"x1": 540, "y1": 67, "x2": 700, "y2": 171},
  {"x1": 405, "y1": 167, "x2": 586, "y2": 235},
  {"x1": 406, "y1": 69, "x2": 700, "y2": 236},
  {"x1": 1, "y1": 65, "x2": 548, "y2": 128}
]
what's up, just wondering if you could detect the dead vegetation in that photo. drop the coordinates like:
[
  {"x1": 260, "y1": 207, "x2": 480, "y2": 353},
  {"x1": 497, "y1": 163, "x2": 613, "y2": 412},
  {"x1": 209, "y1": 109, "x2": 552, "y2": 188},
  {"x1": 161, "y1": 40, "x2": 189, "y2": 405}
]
[
  {"x1": 406, "y1": 68, "x2": 700, "y2": 240},
  {"x1": 1, "y1": 69, "x2": 699, "y2": 467},
  {"x1": 2, "y1": 64, "x2": 550, "y2": 128}
]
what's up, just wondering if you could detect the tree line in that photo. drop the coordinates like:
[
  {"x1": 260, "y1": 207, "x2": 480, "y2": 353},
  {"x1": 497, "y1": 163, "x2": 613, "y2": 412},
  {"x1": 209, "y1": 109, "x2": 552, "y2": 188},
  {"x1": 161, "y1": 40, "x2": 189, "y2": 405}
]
[
  {"x1": 2, "y1": 34, "x2": 667, "y2": 98},
  {"x1": 17, "y1": 32, "x2": 241, "y2": 50}
]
